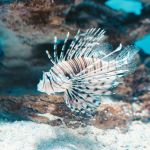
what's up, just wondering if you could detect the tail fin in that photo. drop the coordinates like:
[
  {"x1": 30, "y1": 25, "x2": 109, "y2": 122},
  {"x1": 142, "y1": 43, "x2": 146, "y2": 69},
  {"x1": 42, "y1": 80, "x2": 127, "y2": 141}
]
[{"x1": 116, "y1": 45, "x2": 140, "y2": 74}]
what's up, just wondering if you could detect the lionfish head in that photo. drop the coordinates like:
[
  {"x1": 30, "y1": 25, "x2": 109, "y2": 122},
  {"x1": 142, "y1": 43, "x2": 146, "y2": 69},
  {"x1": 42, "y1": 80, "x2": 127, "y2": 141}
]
[{"x1": 37, "y1": 71, "x2": 70, "y2": 95}]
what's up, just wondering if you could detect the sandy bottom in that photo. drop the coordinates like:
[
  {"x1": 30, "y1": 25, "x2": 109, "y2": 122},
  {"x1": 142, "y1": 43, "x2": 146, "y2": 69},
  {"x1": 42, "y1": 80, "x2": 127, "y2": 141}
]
[{"x1": 0, "y1": 120, "x2": 149, "y2": 150}]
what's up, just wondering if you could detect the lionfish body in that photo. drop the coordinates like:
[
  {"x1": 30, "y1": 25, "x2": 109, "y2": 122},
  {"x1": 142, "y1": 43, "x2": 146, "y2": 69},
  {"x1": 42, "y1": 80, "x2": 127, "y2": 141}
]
[{"x1": 37, "y1": 28, "x2": 139, "y2": 116}]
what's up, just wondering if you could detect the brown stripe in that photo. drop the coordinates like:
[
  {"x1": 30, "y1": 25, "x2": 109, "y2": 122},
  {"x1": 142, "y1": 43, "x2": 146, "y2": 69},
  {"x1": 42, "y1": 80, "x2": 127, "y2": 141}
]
[
  {"x1": 68, "y1": 60, "x2": 77, "y2": 74},
  {"x1": 50, "y1": 70, "x2": 62, "y2": 87},
  {"x1": 62, "y1": 61, "x2": 74, "y2": 76},
  {"x1": 46, "y1": 73, "x2": 54, "y2": 91},
  {"x1": 92, "y1": 57, "x2": 96, "y2": 71},
  {"x1": 73, "y1": 58, "x2": 80, "y2": 74},
  {"x1": 78, "y1": 57, "x2": 84, "y2": 70},
  {"x1": 81, "y1": 57, "x2": 87, "y2": 69},
  {"x1": 76, "y1": 57, "x2": 82, "y2": 71}
]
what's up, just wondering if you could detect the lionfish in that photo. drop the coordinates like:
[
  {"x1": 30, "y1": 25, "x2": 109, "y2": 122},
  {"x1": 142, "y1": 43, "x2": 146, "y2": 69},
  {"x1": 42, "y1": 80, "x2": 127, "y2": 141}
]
[{"x1": 37, "y1": 28, "x2": 139, "y2": 116}]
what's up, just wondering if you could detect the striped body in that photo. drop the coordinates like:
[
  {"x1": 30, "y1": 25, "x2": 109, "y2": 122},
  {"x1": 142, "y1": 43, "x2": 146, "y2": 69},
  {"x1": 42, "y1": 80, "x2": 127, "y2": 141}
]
[
  {"x1": 53, "y1": 57, "x2": 101, "y2": 78},
  {"x1": 38, "y1": 57, "x2": 100, "y2": 93},
  {"x1": 40, "y1": 57, "x2": 115, "y2": 94}
]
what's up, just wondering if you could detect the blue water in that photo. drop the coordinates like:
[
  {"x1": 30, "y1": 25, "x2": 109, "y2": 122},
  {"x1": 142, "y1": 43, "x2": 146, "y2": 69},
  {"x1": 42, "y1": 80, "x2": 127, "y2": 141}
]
[
  {"x1": 135, "y1": 34, "x2": 150, "y2": 55},
  {"x1": 0, "y1": 0, "x2": 15, "y2": 4},
  {"x1": 0, "y1": 87, "x2": 40, "y2": 96},
  {"x1": 0, "y1": 37, "x2": 4, "y2": 57},
  {"x1": 105, "y1": 0, "x2": 143, "y2": 15}
]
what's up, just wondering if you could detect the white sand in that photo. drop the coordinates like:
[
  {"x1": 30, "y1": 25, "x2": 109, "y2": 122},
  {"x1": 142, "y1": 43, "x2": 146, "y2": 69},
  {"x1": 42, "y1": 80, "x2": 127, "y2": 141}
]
[{"x1": 0, "y1": 120, "x2": 149, "y2": 150}]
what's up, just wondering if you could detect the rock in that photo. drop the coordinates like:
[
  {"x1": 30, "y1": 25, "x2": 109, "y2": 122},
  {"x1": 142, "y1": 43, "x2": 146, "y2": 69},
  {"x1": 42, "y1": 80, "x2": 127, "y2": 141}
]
[
  {"x1": 65, "y1": 1, "x2": 129, "y2": 28},
  {"x1": 93, "y1": 103, "x2": 132, "y2": 129},
  {"x1": 65, "y1": 0, "x2": 150, "y2": 29},
  {"x1": 144, "y1": 57, "x2": 150, "y2": 68},
  {"x1": 115, "y1": 65, "x2": 150, "y2": 101},
  {"x1": 141, "y1": 0, "x2": 150, "y2": 16},
  {"x1": 139, "y1": 93, "x2": 150, "y2": 101},
  {"x1": 0, "y1": 94, "x2": 149, "y2": 129}
]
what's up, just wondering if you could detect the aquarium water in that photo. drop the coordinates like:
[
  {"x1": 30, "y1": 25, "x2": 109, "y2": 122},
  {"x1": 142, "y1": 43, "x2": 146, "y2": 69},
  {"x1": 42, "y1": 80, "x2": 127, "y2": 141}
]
[
  {"x1": 135, "y1": 34, "x2": 150, "y2": 55},
  {"x1": 105, "y1": 0, "x2": 143, "y2": 15}
]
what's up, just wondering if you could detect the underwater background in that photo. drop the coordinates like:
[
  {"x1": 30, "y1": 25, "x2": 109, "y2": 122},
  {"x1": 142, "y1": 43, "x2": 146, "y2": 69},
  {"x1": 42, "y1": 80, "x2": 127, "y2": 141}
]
[{"x1": 0, "y1": 0, "x2": 150, "y2": 150}]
